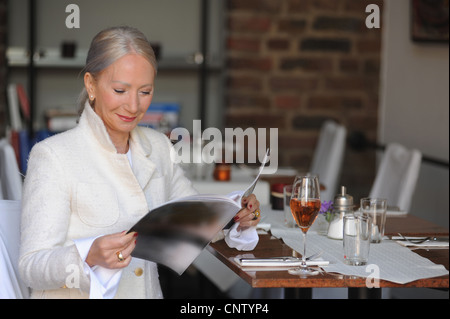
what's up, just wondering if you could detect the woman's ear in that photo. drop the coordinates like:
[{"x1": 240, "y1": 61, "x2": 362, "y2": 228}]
[{"x1": 84, "y1": 72, "x2": 96, "y2": 100}]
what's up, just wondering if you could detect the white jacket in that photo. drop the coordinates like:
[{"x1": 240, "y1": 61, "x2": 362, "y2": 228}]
[{"x1": 19, "y1": 103, "x2": 197, "y2": 298}]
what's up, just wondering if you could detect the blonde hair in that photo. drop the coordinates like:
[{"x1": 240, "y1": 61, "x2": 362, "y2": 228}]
[{"x1": 78, "y1": 26, "x2": 158, "y2": 115}]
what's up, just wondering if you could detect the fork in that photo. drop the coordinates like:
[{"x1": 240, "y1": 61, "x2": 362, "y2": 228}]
[{"x1": 305, "y1": 251, "x2": 323, "y2": 261}]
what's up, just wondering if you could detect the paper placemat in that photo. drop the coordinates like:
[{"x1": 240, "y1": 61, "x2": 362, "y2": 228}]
[{"x1": 261, "y1": 206, "x2": 448, "y2": 285}]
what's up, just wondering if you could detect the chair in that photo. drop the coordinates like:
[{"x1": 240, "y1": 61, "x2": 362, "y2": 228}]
[
  {"x1": 0, "y1": 200, "x2": 30, "y2": 298},
  {"x1": 369, "y1": 143, "x2": 422, "y2": 212},
  {"x1": 0, "y1": 138, "x2": 23, "y2": 200},
  {"x1": 309, "y1": 120, "x2": 347, "y2": 201}
]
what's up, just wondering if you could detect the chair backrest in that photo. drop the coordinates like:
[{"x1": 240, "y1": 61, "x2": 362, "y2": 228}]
[
  {"x1": 309, "y1": 120, "x2": 347, "y2": 201},
  {"x1": 0, "y1": 138, "x2": 23, "y2": 200},
  {"x1": 369, "y1": 143, "x2": 422, "y2": 212},
  {"x1": 0, "y1": 200, "x2": 29, "y2": 298}
]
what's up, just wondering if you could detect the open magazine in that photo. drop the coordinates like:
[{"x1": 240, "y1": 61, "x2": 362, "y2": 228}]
[{"x1": 128, "y1": 149, "x2": 270, "y2": 275}]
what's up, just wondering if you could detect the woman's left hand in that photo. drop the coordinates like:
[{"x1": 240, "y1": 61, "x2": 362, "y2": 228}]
[{"x1": 233, "y1": 194, "x2": 261, "y2": 231}]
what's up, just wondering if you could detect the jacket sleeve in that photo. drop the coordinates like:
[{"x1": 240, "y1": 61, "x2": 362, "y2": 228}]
[{"x1": 19, "y1": 142, "x2": 90, "y2": 292}]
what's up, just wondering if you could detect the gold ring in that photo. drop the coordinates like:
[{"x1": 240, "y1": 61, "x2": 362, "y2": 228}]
[
  {"x1": 116, "y1": 251, "x2": 125, "y2": 262},
  {"x1": 252, "y1": 209, "x2": 261, "y2": 220}
]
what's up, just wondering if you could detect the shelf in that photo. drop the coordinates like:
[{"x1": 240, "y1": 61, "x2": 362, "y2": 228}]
[{"x1": 7, "y1": 48, "x2": 223, "y2": 71}]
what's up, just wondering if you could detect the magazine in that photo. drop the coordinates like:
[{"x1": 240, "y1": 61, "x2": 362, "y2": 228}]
[{"x1": 128, "y1": 149, "x2": 270, "y2": 274}]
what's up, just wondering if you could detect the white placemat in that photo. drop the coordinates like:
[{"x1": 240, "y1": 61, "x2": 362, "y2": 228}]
[{"x1": 260, "y1": 206, "x2": 448, "y2": 285}]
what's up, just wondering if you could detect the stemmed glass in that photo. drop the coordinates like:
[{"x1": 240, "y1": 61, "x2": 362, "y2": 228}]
[{"x1": 289, "y1": 175, "x2": 321, "y2": 276}]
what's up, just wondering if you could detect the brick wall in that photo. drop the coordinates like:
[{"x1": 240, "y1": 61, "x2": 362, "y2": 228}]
[
  {"x1": 0, "y1": 0, "x2": 6, "y2": 137},
  {"x1": 225, "y1": 0, "x2": 383, "y2": 200}
]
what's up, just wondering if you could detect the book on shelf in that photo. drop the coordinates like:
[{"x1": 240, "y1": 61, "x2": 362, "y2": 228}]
[
  {"x1": 7, "y1": 129, "x2": 54, "y2": 175},
  {"x1": 139, "y1": 102, "x2": 179, "y2": 135},
  {"x1": 8, "y1": 130, "x2": 20, "y2": 170},
  {"x1": 128, "y1": 149, "x2": 270, "y2": 275},
  {"x1": 7, "y1": 83, "x2": 31, "y2": 129},
  {"x1": 45, "y1": 108, "x2": 78, "y2": 132},
  {"x1": 7, "y1": 84, "x2": 22, "y2": 131},
  {"x1": 16, "y1": 84, "x2": 31, "y2": 122}
]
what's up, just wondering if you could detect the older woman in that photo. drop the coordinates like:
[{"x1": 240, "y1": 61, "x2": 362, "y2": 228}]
[{"x1": 19, "y1": 26, "x2": 261, "y2": 299}]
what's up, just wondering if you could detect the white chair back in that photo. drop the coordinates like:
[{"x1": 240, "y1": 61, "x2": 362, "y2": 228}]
[
  {"x1": 0, "y1": 138, "x2": 23, "y2": 200},
  {"x1": 309, "y1": 121, "x2": 347, "y2": 201},
  {"x1": 0, "y1": 200, "x2": 29, "y2": 298},
  {"x1": 369, "y1": 143, "x2": 422, "y2": 212}
]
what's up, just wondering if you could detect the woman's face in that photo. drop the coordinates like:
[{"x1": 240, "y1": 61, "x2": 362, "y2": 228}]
[{"x1": 85, "y1": 53, "x2": 155, "y2": 137}]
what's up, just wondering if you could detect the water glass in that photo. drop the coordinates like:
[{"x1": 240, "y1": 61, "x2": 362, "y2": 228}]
[
  {"x1": 343, "y1": 214, "x2": 372, "y2": 266},
  {"x1": 360, "y1": 197, "x2": 387, "y2": 243}
]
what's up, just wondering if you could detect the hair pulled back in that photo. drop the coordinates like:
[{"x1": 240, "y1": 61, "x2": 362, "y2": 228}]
[{"x1": 78, "y1": 26, "x2": 157, "y2": 115}]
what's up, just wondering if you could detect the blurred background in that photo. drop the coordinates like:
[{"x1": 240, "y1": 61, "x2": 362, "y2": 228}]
[{"x1": 0, "y1": 0, "x2": 448, "y2": 298}]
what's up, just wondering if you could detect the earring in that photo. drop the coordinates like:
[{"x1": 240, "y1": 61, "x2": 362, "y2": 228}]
[{"x1": 90, "y1": 95, "x2": 94, "y2": 100}]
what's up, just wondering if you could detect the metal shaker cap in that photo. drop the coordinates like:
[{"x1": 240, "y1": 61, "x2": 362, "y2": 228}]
[{"x1": 333, "y1": 186, "x2": 354, "y2": 209}]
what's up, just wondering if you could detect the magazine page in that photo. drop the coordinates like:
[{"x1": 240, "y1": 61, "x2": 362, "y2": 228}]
[
  {"x1": 129, "y1": 199, "x2": 241, "y2": 274},
  {"x1": 129, "y1": 148, "x2": 270, "y2": 274}
]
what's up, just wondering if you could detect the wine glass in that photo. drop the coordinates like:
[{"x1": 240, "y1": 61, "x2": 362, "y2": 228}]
[{"x1": 289, "y1": 175, "x2": 321, "y2": 276}]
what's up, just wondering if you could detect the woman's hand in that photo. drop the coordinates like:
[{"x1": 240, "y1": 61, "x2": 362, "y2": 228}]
[
  {"x1": 234, "y1": 194, "x2": 261, "y2": 231},
  {"x1": 85, "y1": 231, "x2": 138, "y2": 269}
]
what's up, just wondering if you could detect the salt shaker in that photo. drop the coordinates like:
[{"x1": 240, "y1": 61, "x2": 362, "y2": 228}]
[{"x1": 327, "y1": 186, "x2": 354, "y2": 240}]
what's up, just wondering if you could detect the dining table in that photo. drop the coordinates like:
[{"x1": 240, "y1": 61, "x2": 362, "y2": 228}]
[{"x1": 207, "y1": 205, "x2": 449, "y2": 299}]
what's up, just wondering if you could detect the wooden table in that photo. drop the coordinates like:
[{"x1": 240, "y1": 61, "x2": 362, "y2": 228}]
[{"x1": 208, "y1": 215, "x2": 449, "y2": 298}]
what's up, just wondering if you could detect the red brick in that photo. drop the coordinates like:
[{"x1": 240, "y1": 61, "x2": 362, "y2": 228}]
[
  {"x1": 311, "y1": 0, "x2": 341, "y2": 11},
  {"x1": 275, "y1": 95, "x2": 301, "y2": 109},
  {"x1": 278, "y1": 135, "x2": 317, "y2": 149},
  {"x1": 227, "y1": 57, "x2": 273, "y2": 71},
  {"x1": 279, "y1": 57, "x2": 334, "y2": 72},
  {"x1": 300, "y1": 38, "x2": 351, "y2": 53},
  {"x1": 267, "y1": 38, "x2": 290, "y2": 51},
  {"x1": 292, "y1": 115, "x2": 337, "y2": 130},
  {"x1": 226, "y1": 113, "x2": 285, "y2": 129},
  {"x1": 324, "y1": 76, "x2": 376, "y2": 91},
  {"x1": 313, "y1": 16, "x2": 364, "y2": 33},
  {"x1": 269, "y1": 76, "x2": 319, "y2": 92},
  {"x1": 308, "y1": 95, "x2": 363, "y2": 110},
  {"x1": 287, "y1": 0, "x2": 310, "y2": 13},
  {"x1": 228, "y1": 16, "x2": 272, "y2": 33},
  {"x1": 227, "y1": 75, "x2": 263, "y2": 91},
  {"x1": 347, "y1": 114, "x2": 378, "y2": 132},
  {"x1": 228, "y1": 0, "x2": 282, "y2": 13},
  {"x1": 343, "y1": 0, "x2": 383, "y2": 13},
  {"x1": 227, "y1": 37, "x2": 261, "y2": 52},
  {"x1": 226, "y1": 94, "x2": 271, "y2": 109},
  {"x1": 339, "y1": 58, "x2": 360, "y2": 73},
  {"x1": 356, "y1": 39, "x2": 382, "y2": 54},
  {"x1": 364, "y1": 58, "x2": 380, "y2": 74},
  {"x1": 278, "y1": 18, "x2": 307, "y2": 34}
]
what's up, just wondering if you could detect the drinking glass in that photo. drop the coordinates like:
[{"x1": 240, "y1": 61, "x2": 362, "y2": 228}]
[
  {"x1": 360, "y1": 197, "x2": 387, "y2": 243},
  {"x1": 289, "y1": 175, "x2": 321, "y2": 276}
]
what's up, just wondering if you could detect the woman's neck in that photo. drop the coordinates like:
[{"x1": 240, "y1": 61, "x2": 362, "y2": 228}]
[{"x1": 108, "y1": 131, "x2": 130, "y2": 154}]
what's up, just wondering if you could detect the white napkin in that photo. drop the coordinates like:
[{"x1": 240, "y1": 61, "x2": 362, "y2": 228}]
[
  {"x1": 225, "y1": 224, "x2": 259, "y2": 251},
  {"x1": 74, "y1": 236, "x2": 122, "y2": 299},
  {"x1": 221, "y1": 191, "x2": 260, "y2": 250},
  {"x1": 257, "y1": 223, "x2": 271, "y2": 232}
]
